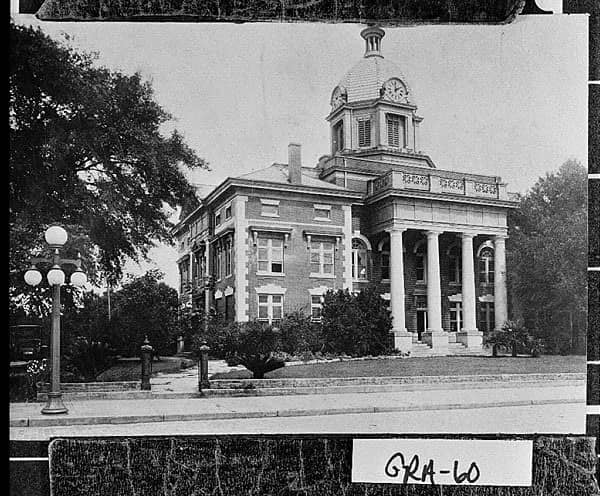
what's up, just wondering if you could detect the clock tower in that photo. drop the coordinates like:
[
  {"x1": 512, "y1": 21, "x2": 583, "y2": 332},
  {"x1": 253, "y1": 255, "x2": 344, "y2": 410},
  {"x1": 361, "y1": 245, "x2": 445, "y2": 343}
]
[{"x1": 327, "y1": 26, "x2": 432, "y2": 168}]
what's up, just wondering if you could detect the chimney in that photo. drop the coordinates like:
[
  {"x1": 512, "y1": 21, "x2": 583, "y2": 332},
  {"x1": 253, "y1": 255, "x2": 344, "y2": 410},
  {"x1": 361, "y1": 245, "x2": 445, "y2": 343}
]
[{"x1": 288, "y1": 143, "x2": 302, "y2": 185}]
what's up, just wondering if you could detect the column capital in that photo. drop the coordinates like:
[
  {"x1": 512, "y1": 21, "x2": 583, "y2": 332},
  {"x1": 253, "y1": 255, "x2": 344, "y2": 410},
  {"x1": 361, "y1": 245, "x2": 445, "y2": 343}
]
[
  {"x1": 494, "y1": 234, "x2": 508, "y2": 242},
  {"x1": 386, "y1": 225, "x2": 407, "y2": 234},
  {"x1": 425, "y1": 230, "x2": 443, "y2": 238},
  {"x1": 460, "y1": 232, "x2": 476, "y2": 240}
]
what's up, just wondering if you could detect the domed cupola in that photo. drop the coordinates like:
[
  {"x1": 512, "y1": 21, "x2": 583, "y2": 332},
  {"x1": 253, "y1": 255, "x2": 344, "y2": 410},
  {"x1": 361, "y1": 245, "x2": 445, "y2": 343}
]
[{"x1": 327, "y1": 26, "x2": 428, "y2": 166}]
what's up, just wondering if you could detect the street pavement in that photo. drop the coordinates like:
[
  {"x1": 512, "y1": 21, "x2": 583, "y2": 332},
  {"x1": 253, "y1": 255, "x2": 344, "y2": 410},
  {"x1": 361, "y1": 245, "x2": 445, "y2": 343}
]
[{"x1": 10, "y1": 402, "x2": 585, "y2": 440}]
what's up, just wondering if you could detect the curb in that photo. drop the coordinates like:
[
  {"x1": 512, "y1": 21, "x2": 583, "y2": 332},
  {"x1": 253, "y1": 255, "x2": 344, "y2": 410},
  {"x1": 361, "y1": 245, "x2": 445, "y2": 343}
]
[
  {"x1": 10, "y1": 397, "x2": 583, "y2": 428},
  {"x1": 32, "y1": 374, "x2": 585, "y2": 401}
]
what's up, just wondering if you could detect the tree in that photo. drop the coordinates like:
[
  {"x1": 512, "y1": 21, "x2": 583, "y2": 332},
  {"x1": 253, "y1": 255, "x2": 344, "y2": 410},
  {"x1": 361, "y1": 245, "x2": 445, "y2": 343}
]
[
  {"x1": 108, "y1": 270, "x2": 180, "y2": 356},
  {"x1": 507, "y1": 160, "x2": 586, "y2": 353},
  {"x1": 10, "y1": 22, "x2": 205, "y2": 286},
  {"x1": 321, "y1": 286, "x2": 392, "y2": 356}
]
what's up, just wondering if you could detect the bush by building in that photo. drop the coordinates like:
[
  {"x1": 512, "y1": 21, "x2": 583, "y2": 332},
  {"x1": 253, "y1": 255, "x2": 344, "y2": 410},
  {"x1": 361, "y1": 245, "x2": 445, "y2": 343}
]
[
  {"x1": 320, "y1": 286, "x2": 392, "y2": 357},
  {"x1": 217, "y1": 320, "x2": 285, "y2": 379},
  {"x1": 485, "y1": 320, "x2": 544, "y2": 357},
  {"x1": 278, "y1": 311, "x2": 324, "y2": 356}
]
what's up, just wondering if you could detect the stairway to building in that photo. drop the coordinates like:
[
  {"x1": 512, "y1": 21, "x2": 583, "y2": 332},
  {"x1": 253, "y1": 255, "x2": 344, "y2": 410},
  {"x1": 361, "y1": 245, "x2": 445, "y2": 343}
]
[{"x1": 408, "y1": 341, "x2": 491, "y2": 358}]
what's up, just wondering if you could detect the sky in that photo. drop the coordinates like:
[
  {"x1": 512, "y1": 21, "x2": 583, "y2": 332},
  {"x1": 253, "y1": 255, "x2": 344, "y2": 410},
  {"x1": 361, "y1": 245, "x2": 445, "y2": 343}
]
[{"x1": 13, "y1": 14, "x2": 588, "y2": 290}]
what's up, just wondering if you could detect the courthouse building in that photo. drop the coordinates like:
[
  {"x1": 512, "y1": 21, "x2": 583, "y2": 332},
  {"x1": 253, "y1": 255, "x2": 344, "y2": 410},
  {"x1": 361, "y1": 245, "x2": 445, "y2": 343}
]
[{"x1": 173, "y1": 27, "x2": 518, "y2": 354}]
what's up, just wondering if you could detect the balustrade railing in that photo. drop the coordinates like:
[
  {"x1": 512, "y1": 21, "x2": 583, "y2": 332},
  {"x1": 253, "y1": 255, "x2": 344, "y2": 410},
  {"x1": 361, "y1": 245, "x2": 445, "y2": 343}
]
[{"x1": 368, "y1": 170, "x2": 508, "y2": 200}]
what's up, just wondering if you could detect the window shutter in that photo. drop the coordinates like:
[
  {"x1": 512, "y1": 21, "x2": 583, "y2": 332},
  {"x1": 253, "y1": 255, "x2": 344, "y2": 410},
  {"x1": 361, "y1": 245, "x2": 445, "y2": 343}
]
[
  {"x1": 387, "y1": 115, "x2": 405, "y2": 148},
  {"x1": 358, "y1": 119, "x2": 371, "y2": 147}
]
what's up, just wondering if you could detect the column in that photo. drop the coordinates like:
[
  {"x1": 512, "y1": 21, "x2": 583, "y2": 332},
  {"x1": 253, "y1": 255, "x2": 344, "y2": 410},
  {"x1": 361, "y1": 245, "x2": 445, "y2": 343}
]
[
  {"x1": 494, "y1": 235, "x2": 508, "y2": 330},
  {"x1": 189, "y1": 251, "x2": 194, "y2": 288},
  {"x1": 458, "y1": 233, "x2": 483, "y2": 349},
  {"x1": 388, "y1": 228, "x2": 412, "y2": 352},
  {"x1": 204, "y1": 240, "x2": 212, "y2": 317},
  {"x1": 342, "y1": 205, "x2": 353, "y2": 290},
  {"x1": 234, "y1": 196, "x2": 249, "y2": 321},
  {"x1": 423, "y1": 230, "x2": 448, "y2": 353}
]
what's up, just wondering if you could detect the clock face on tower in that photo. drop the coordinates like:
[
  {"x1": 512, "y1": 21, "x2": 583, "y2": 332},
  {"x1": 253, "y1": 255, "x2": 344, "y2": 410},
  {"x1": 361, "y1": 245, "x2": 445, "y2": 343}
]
[
  {"x1": 331, "y1": 86, "x2": 347, "y2": 109},
  {"x1": 382, "y1": 79, "x2": 407, "y2": 102}
]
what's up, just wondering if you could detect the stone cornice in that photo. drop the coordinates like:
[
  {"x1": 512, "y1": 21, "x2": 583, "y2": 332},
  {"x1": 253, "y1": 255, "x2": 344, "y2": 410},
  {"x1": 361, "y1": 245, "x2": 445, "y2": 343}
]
[
  {"x1": 172, "y1": 177, "x2": 363, "y2": 235},
  {"x1": 326, "y1": 98, "x2": 418, "y2": 121}
]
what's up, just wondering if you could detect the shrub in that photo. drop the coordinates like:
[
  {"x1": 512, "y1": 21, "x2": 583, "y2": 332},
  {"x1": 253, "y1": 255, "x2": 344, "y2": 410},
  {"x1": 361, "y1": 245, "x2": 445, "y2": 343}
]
[
  {"x1": 219, "y1": 320, "x2": 285, "y2": 379},
  {"x1": 278, "y1": 311, "x2": 323, "y2": 355},
  {"x1": 63, "y1": 336, "x2": 118, "y2": 382},
  {"x1": 321, "y1": 286, "x2": 392, "y2": 357},
  {"x1": 189, "y1": 310, "x2": 232, "y2": 360},
  {"x1": 485, "y1": 320, "x2": 543, "y2": 357}
]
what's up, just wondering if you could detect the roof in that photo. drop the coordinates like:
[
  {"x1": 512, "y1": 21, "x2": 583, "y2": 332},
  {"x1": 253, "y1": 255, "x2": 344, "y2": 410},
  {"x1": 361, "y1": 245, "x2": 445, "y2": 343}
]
[
  {"x1": 190, "y1": 183, "x2": 216, "y2": 201},
  {"x1": 236, "y1": 163, "x2": 350, "y2": 191},
  {"x1": 337, "y1": 55, "x2": 416, "y2": 106}
]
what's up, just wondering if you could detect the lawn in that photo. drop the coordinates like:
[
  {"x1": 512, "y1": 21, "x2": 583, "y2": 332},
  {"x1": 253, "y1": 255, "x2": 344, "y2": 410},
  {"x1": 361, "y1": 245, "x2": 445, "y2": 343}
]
[
  {"x1": 211, "y1": 355, "x2": 586, "y2": 380},
  {"x1": 95, "y1": 356, "x2": 195, "y2": 382}
]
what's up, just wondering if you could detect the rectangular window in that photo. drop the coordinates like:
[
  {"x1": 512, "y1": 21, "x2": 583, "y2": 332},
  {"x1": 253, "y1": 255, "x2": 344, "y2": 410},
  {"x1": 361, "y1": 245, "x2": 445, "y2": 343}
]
[
  {"x1": 333, "y1": 120, "x2": 344, "y2": 153},
  {"x1": 311, "y1": 295, "x2": 323, "y2": 321},
  {"x1": 381, "y1": 252, "x2": 390, "y2": 280},
  {"x1": 416, "y1": 252, "x2": 426, "y2": 283},
  {"x1": 225, "y1": 206, "x2": 232, "y2": 219},
  {"x1": 257, "y1": 237, "x2": 284, "y2": 274},
  {"x1": 199, "y1": 249, "x2": 206, "y2": 280},
  {"x1": 450, "y1": 302, "x2": 463, "y2": 332},
  {"x1": 215, "y1": 213, "x2": 221, "y2": 226},
  {"x1": 192, "y1": 252, "x2": 200, "y2": 287},
  {"x1": 225, "y1": 294, "x2": 234, "y2": 321},
  {"x1": 314, "y1": 204, "x2": 331, "y2": 220},
  {"x1": 179, "y1": 261, "x2": 189, "y2": 293},
  {"x1": 261, "y1": 199, "x2": 279, "y2": 217},
  {"x1": 215, "y1": 245, "x2": 222, "y2": 280},
  {"x1": 258, "y1": 294, "x2": 283, "y2": 324},
  {"x1": 358, "y1": 119, "x2": 371, "y2": 147},
  {"x1": 310, "y1": 240, "x2": 335, "y2": 276},
  {"x1": 479, "y1": 302, "x2": 495, "y2": 332},
  {"x1": 387, "y1": 114, "x2": 406, "y2": 148},
  {"x1": 225, "y1": 239, "x2": 232, "y2": 277}
]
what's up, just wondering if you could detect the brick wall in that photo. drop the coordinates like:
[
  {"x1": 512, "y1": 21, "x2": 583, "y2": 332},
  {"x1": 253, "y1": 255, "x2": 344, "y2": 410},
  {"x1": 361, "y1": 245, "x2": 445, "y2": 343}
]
[{"x1": 245, "y1": 193, "x2": 348, "y2": 320}]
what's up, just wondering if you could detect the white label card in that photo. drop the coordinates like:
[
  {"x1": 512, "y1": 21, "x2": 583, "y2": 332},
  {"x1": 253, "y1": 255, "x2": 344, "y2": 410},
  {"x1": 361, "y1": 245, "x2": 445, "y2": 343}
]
[{"x1": 352, "y1": 439, "x2": 533, "y2": 486}]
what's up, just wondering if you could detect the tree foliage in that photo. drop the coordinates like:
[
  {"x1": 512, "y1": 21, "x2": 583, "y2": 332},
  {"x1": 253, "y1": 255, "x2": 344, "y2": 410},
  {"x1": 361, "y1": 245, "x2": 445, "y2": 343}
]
[
  {"x1": 9, "y1": 21, "x2": 205, "y2": 284},
  {"x1": 107, "y1": 270, "x2": 180, "y2": 356},
  {"x1": 507, "y1": 160, "x2": 586, "y2": 353},
  {"x1": 321, "y1": 286, "x2": 392, "y2": 356}
]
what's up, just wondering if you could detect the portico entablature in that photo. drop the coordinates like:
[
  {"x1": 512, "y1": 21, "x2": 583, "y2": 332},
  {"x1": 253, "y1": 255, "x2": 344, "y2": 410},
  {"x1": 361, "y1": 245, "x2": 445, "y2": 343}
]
[{"x1": 364, "y1": 197, "x2": 510, "y2": 237}]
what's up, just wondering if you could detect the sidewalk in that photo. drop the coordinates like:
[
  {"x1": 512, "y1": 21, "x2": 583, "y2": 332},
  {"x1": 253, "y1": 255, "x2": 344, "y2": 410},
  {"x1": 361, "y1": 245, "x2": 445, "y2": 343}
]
[{"x1": 10, "y1": 382, "x2": 584, "y2": 429}]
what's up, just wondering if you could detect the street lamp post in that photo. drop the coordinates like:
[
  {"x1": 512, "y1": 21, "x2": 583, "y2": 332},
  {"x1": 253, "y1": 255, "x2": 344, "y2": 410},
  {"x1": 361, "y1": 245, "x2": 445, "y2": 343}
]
[{"x1": 24, "y1": 225, "x2": 88, "y2": 415}]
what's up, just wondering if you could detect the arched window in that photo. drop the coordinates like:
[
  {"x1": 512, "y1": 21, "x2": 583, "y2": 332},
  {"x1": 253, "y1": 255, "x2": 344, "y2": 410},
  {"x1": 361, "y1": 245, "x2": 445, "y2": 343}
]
[
  {"x1": 447, "y1": 244, "x2": 461, "y2": 284},
  {"x1": 414, "y1": 240, "x2": 426, "y2": 283},
  {"x1": 352, "y1": 238, "x2": 368, "y2": 280},
  {"x1": 479, "y1": 247, "x2": 495, "y2": 285}
]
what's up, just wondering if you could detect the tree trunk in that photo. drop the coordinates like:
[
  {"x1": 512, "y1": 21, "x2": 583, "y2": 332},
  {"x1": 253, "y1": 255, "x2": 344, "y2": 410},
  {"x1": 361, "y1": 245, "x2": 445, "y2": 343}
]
[
  {"x1": 492, "y1": 344, "x2": 498, "y2": 357},
  {"x1": 511, "y1": 342, "x2": 518, "y2": 357}
]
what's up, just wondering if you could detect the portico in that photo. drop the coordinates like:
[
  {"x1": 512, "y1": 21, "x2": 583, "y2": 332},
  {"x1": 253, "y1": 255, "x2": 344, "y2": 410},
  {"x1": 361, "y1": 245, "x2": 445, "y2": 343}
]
[{"x1": 384, "y1": 222, "x2": 510, "y2": 353}]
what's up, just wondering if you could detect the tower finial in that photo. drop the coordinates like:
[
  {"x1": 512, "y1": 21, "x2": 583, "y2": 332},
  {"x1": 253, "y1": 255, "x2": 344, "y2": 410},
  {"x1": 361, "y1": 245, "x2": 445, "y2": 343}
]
[{"x1": 360, "y1": 26, "x2": 385, "y2": 58}]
